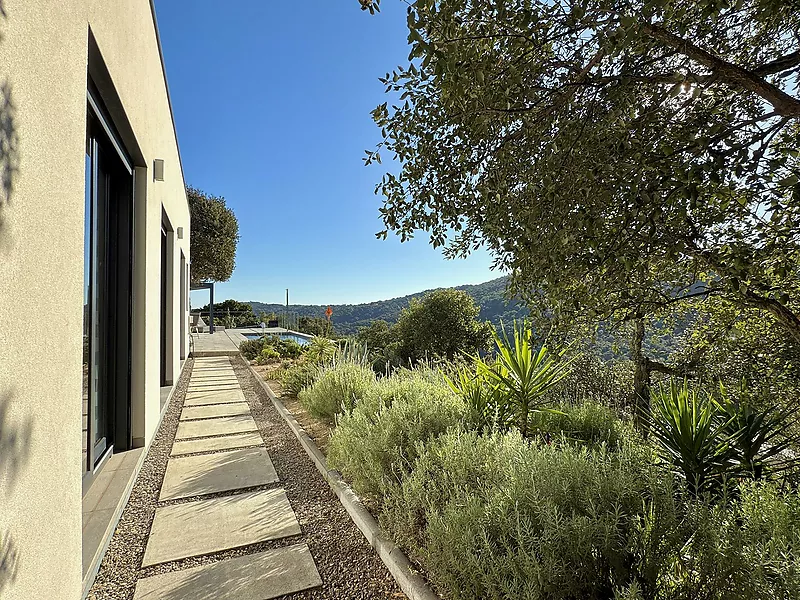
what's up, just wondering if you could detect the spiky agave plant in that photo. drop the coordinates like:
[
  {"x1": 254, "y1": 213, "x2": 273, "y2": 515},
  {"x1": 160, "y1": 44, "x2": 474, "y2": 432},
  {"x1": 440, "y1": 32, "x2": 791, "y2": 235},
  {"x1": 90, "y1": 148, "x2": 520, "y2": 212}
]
[{"x1": 474, "y1": 321, "x2": 573, "y2": 438}]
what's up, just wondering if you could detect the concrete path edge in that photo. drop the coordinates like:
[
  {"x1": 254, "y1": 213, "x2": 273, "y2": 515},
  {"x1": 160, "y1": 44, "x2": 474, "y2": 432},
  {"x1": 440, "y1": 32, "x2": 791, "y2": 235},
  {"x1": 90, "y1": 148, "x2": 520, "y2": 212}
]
[{"x1": 245, "y1": 362, "x2": 442, "y2": 600}]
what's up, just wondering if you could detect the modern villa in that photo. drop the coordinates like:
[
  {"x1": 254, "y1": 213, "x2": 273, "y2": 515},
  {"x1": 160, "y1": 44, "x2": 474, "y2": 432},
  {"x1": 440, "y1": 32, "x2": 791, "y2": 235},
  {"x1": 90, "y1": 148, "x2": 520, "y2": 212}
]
[{"x1": 0, "y1": 1, "x2": 191, "y2": 598}]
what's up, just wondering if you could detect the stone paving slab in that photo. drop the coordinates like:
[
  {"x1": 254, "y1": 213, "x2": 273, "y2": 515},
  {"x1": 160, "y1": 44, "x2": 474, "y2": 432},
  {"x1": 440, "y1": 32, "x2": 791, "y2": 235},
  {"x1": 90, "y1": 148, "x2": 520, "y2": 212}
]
[
  {"x1": 171, "y1": 432, "x2": 264, "y2": 457},
  {"x1": 188, "y1": 379, "x2": 240, "y2": 387},
  {"x1": 160, "y1": 447, "x2": 279, "y2": 501},
  {"x1": 190, "y1": 373, "x2": 238, "y2": 380},
  {"x1": 193, "y1": 361, "x2": 232, "y2": 368},
  {"x1": 133, "y1": 543, "x2": 321, "y2": 600},
  {"x1": 188, "y1": 382, "x2": 241, "y2": 391},
  {"x1": 188, "y1": 376, "x2": 239, "y2": 383},
  {"x1": 175, "y1": 415, "x2": 258, "y2": 440},
  {"x1": 188, "y1": 380, "x2": 240, "y2": 388},
  {"x1": 180, "y1": 403, "x2": 252, "y2": 421},
  {"x1": 183, "y1": 389, "x2": 247, "y2": 406},
  {"x1": 191, "y1": 371, "x2": 237, "y2": 376},
  {"x1": 142, "y1": 489, "x2": 301, "y2": 567}
]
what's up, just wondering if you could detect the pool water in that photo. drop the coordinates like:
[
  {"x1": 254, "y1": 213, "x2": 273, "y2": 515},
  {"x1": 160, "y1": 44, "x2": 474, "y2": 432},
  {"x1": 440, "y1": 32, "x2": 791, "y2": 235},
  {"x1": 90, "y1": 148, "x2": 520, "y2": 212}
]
[{"x1": 244, "y1": 332, "x2": 311, "y2": 346}]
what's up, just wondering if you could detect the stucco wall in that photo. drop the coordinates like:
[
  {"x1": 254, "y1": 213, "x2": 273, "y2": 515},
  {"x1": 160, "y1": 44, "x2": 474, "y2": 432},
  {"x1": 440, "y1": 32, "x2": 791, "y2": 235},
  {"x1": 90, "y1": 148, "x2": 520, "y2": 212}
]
[{"x1": 0, "y1": 1, "x2": 189, "y2": 598}]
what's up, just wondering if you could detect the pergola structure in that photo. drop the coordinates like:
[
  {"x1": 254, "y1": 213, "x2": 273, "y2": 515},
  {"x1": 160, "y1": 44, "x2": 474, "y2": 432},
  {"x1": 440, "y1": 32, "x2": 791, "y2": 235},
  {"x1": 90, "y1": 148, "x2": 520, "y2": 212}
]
[{"x1": 191, "y1": 281, "x2": 216, "y2": 334}]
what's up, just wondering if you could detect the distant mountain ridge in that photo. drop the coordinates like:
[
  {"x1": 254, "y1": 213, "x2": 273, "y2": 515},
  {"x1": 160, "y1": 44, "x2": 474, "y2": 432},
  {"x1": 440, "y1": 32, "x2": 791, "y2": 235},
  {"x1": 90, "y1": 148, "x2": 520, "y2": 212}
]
[{"x1": 247, "y1": 276, "x2": 528, "y2": 335}]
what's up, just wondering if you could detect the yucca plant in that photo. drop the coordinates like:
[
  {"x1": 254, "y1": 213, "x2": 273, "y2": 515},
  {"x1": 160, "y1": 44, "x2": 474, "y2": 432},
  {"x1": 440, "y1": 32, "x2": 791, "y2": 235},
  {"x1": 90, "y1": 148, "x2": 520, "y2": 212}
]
[
  {"x1": 717, "y1": 380, "x2": 794, "y2": 480},
  {"x1": 444, "y1": 367, "x2": 514, "y2": 432},
  {"x1": 305, "y1": 336, "x2": 337, "y2": 365},
  {"x1": 474, "y1": 321, "x2": 573, "y2": 438},
  {"x1": 649, "y1": 380, "x2": 737, "y2": 497}
]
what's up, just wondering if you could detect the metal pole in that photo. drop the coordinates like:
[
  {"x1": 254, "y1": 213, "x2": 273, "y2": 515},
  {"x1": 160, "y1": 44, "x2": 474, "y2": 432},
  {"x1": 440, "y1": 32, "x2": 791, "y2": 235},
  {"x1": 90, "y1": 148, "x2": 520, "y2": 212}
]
[{"x1": 209, "y1": 283, "x2": 215, "y2": 334}]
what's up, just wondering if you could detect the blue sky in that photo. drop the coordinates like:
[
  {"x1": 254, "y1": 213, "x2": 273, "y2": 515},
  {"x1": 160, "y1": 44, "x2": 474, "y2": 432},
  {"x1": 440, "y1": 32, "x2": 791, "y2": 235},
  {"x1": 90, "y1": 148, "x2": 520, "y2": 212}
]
[{"x1": 154, "y1": 1, "x2": 497, "y2": 307}]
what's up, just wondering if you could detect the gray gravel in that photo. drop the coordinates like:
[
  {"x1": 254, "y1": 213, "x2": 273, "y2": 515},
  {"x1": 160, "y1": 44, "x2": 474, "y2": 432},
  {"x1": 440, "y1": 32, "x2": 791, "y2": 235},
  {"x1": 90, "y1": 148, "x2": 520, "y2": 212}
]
[
  {"x1": 231, "y1": 355, "x2": 404, "y2": 600},
  {"x1": 88, "y1": 358, "x2": 195, "y2": 600},
  {"x1": 87, "y1": 356, "x2": 404, "y2": 599}
]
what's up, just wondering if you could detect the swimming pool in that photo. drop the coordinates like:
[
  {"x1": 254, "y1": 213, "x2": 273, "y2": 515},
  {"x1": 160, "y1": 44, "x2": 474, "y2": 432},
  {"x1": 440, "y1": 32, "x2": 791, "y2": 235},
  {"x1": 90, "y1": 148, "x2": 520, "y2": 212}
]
[{"x1": 244, "y1": 332, "x2": 312, "y2": 346}]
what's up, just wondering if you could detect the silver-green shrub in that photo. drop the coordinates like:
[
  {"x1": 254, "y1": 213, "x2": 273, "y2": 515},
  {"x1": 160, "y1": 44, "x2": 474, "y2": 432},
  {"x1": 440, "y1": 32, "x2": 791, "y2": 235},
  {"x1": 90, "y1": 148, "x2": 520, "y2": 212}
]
[
  {"x1": 381, "y1": 430, "x2": 661, "y2": 599},
  {"x1": 328, "y1": 371, "x2": 465, "y2": 500},
  {"x1": 279, "y1": 362, "x2": 322, "y2": 396},
  {"x1": 297, "y1": 363, "x2": 375, "y2": 420},
  {"x1": 379, "y1": 428, "x2": 800, "y2": 600},
  {"x1": 530, "y1": 401, "x2": 634, "y2": 449}
]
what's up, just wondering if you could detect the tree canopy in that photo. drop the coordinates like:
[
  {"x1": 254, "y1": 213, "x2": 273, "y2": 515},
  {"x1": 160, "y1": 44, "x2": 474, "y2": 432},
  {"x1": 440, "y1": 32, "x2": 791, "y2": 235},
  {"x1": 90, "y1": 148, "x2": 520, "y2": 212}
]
[
  {"x1": 187, "y1": 186, "x2": 239, "y2": 286},
  {"x1": 197, "y1": 299, "x2": 257, "y2": 328},
  {"x1": 363, "y1": 0, "x2": 800, "y2": 342},
  {"x1": 394, "y1": 288, "x2": 493, "y2": 362}
]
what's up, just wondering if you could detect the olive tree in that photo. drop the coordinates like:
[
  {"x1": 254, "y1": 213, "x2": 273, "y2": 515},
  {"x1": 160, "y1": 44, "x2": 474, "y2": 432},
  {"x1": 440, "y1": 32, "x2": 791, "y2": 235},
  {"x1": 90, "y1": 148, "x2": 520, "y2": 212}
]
[
  {"x1": 360, "y1": 0, "x2": 800, "y2": 414},
  {"x1": 187, "y1": 186, "x2": 239, "y2": 286}
]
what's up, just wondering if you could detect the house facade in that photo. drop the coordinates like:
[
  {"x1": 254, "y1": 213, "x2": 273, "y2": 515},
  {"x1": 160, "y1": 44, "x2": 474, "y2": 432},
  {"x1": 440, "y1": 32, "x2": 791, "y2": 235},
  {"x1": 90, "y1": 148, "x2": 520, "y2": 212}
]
[{"x1": 0, "y1": 1, "x2": 191, "y2": 598}]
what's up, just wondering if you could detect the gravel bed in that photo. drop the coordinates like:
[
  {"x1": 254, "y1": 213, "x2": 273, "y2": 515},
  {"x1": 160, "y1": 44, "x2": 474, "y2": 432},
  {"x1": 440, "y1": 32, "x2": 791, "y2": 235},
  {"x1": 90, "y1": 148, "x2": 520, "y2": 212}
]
[
  {"x1": 87, "y1": 355, "x2": 405, "y2": 599},
  {"x1": 87, "y1": 358, "x2": 194, "y2": 600},
  {"x1": 232, "y1": 355, "x2": 404, "y2": 599}
]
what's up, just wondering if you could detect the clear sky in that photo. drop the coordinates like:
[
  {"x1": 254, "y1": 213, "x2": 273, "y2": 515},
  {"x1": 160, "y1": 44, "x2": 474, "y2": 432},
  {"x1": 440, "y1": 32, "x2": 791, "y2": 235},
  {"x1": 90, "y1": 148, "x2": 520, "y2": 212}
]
[{"x1": 154, "y1": 1, "x2": 498, "y2": 308}]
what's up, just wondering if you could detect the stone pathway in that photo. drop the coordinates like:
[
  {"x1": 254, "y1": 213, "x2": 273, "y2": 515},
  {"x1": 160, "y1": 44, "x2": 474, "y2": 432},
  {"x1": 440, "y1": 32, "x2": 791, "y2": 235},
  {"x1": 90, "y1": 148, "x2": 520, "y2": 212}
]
[{"x1": 132, "y1": 357, "x2": 322, "y2": 600}]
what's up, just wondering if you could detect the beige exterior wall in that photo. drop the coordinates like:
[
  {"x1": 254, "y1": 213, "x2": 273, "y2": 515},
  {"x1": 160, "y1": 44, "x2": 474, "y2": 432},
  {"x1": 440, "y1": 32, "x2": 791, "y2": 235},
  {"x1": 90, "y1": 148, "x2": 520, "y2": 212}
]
[{"x1": 0, "y1": 1, "x2": 189, "y2": 598}]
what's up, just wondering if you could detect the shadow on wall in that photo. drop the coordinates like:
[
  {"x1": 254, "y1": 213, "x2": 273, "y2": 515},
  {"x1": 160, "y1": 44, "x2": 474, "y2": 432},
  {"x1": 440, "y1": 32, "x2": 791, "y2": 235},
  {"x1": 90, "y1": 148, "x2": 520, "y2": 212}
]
[
  {"x1": 0, "y1": 0, "x2": 20, "y2": 253},
  {"x1": 0, "y1": 389, "x2": 34, "y2": 595},
  {"x1": 1, "y1": 5, "x2": 26, "y2": 591}
]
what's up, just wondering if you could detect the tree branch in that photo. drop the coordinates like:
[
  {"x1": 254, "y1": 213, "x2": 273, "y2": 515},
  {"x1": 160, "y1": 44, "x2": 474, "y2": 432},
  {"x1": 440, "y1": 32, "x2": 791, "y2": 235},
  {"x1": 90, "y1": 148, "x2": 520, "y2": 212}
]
[
  {"x1": 754, "y1": 51, "x2": 800, "y2": 76},
  {"x1": 742, "y1": 290, "x2": 800, "y2": 344},
  {"x1": 641, "y1": 22, "x2": 800, "y2": 118}
]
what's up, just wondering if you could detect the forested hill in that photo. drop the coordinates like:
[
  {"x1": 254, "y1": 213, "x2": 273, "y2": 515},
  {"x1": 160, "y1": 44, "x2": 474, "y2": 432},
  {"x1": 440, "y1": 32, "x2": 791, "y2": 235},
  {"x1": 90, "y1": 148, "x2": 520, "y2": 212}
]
[{"x1": 247, "y1": 276, "x2": 528, "y2": 335}]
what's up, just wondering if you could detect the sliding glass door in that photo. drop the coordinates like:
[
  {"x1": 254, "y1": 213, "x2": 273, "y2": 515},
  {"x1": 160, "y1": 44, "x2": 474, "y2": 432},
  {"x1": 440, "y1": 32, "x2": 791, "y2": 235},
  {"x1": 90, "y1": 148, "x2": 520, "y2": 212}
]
[{"x1": 82, "y1": 90, "x2": 134, "y2": 478}]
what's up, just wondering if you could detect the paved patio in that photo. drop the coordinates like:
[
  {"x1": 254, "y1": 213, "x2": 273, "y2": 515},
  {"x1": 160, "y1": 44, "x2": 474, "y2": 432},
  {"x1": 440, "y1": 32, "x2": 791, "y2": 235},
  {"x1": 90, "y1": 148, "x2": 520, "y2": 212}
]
[
  {"x1": 189, "y1": 332, "x2": 240, "y2": 357},
  {"x1": 131, "y1": 357, "x2": 322, "y2": 599},
  {"x1": 191, "y1": 328, "x2": 313, "y2": 357}
]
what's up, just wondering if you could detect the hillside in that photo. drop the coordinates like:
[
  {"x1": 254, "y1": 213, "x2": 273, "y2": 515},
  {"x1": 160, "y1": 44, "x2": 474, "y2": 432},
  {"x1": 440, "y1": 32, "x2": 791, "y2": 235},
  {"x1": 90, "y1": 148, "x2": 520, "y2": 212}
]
[{"x1": 247, "y1": 276, "x2": 528, "y2": 335}]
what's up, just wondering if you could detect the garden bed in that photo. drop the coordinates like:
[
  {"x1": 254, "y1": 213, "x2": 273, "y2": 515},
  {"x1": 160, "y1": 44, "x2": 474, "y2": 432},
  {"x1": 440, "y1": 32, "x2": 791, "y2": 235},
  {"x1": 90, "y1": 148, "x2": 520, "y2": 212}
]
[{"x1": 252, "y1": 368, "x2": 334, "y2": 455}]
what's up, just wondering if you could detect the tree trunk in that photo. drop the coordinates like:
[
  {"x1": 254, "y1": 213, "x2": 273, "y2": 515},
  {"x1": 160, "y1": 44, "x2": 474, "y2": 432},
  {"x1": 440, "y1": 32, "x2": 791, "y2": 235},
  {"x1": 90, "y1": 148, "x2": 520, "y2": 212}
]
[{"x1": 631, "y1": 317, "x2": 651, "y2": 431}]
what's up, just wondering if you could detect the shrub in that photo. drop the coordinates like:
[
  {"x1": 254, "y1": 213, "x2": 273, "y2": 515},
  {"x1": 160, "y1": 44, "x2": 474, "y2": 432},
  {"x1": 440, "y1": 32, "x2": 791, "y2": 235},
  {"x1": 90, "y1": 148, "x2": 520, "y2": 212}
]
[
  {"x1": 305, "y1": 336, "x2": 337, "y2": 364},
  {"x1": 659, "y1": 481, "x2": 800, "y2": 599},
  {"x1": 448, "y1": 321, "x2": 574, "y2": 437},
  {"x1": 297, "y1": 363, "x2": 375, "y2": 420},
  {"x1": 446, "y1": 366, "x2": 515, "y2": 433},
  {"x1": 279, "y1": 362, "x2": 322, "y2": 396},
  {"x1": 255, "y1": 346, "x2": 280, "y2": 365},
  {"x1": 328, "y1": 372, "x2": 465, "y2": 500},
  {"x1": 276, "y1": 338, "x2": 304, "y2": 359},
  {"x1": 239, "y1": 337, "x2": 266, "y2": 361},
  {"x1": 381, "y1": 430, "x2": 664, "y2": 600},
  {"x1": 531, "y1": 401, "x2": 632, "y2": 449},
  {"x1": 335, "y1": 339, "x2": 371, "y2": 367},
  {"x1": 649, "y1": 380, "x2": 735, "y2": 497},
  {"x1": 717, "y1": 380, "x2": 794, "y2": 480},
  {"x1": 544, "y1": 351, "x2": 632, "y2": 409}
]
